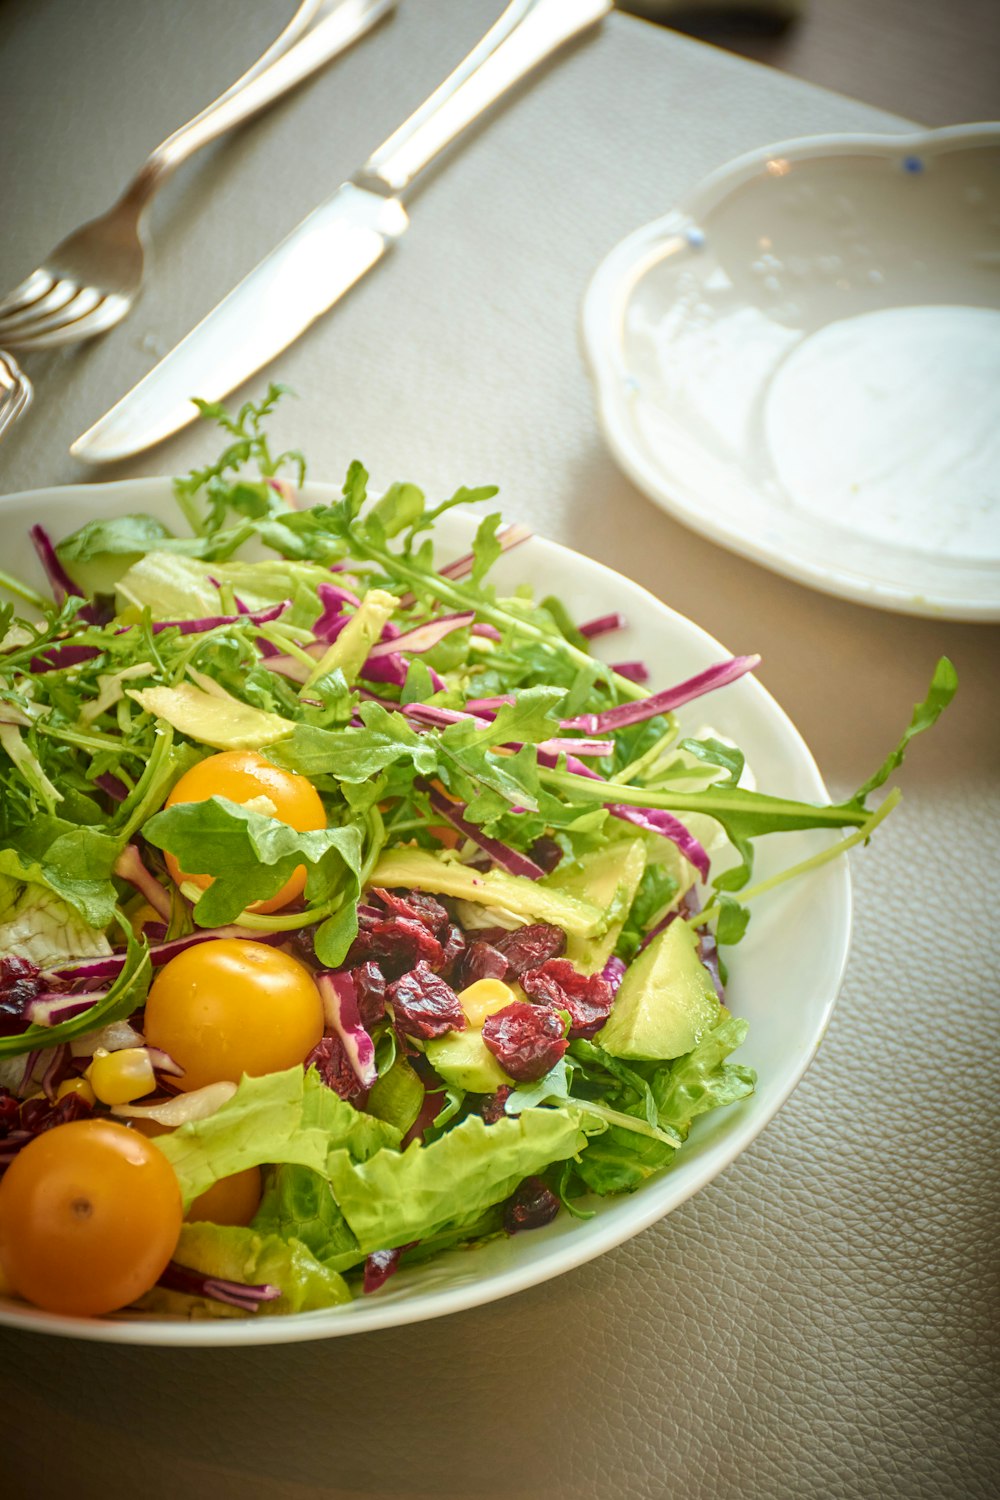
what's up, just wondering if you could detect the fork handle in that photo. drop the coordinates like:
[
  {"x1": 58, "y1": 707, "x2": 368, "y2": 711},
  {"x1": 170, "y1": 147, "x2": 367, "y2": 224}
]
[
  {"x1": 356, "y1": 0, "x2": 612, "y2": 198},
  {"x1": 123, "y1": 0, "x2": 395, "y2": 210}
]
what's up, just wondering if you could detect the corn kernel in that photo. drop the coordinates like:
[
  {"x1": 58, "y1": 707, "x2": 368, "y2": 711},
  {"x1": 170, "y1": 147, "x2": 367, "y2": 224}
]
[
  {"x1": 87, "y1": 1047, "x2": 156, "y2": 1106},
  {"x1": 55, "y1": 1076, "x2": 96, "y2": 1106},
  {"x1": 458, "y1": 977, "x2": 518, "y2": 1029}
]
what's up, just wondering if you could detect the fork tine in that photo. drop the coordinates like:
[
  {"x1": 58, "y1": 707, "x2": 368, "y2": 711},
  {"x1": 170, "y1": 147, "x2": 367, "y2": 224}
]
[
  {"x1": 0, "y1": 279, "x2": 85, "y2": 336},
  {"x1": 0, "y1": 351, "x2": 33, "y2": 441},
  {"x1": 1, "y1": 293, "x2": 131, "y2": 351},
  {"x1": 0, "y1": 268, "x2": 56, "y2": 320},
  {"x1": 0, "y1": 285, "x2": 104, "y2": 344}
]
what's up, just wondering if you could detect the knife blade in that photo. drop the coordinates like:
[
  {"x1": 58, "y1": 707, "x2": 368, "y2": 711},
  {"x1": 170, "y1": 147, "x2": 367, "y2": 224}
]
[{"x1": 72, "y1": 0, "x2": 612, "y2": 463}]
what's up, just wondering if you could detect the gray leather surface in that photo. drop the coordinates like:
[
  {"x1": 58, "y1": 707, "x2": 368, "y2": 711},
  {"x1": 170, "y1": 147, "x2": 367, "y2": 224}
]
[{"x1": 1, "y1": 4, "x2": 997, "y2": 1497}]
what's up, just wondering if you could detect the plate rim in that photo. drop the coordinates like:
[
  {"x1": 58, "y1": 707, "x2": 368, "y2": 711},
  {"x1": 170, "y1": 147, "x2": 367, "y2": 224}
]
[
  {"x1": 0, "y1": 477, "x2": 852, "y2": 1345},
  {"x1": 580, "y1": 121, "x2": 1000, "y2": 622}
]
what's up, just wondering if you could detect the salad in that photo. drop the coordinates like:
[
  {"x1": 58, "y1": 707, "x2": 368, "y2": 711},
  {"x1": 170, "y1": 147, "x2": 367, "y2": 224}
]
[{"x1": 0, "y1": 391, "x2": 955, "y2": 1321}]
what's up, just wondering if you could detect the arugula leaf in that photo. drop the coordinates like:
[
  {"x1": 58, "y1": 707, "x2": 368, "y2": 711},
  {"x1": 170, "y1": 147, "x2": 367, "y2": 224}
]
[
  {"x1": 143, "y1": 796, "x2": 363, "y2": 926},
  {"x1": 855, "y1": 656, "x2": 957, "y2": 798}
]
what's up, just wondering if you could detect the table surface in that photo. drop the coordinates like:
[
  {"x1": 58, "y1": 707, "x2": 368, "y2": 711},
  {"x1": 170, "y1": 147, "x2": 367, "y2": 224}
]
[{"x1": 0, "y1": 4, "x2": 996, "y2": 1498}]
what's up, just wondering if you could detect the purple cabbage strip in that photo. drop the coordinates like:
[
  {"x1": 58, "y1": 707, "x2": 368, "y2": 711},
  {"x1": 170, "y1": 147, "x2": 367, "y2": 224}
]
[
  {"x1": 19, "y1": 1049, "x2": 41, "y2": 1091},
  {"x1": 96, "y1": 772, "x2": 129, "y2": 802},
  {"x1": 471, "y1": 623, "x2": 502, "y2": 642},
  {"x1": 157, "y1": 1261, "x2": 282, "y2": 1311},
  {"x1": 27, "y1": 991, "x2": 111, "y2": 1027},
  {"x1": 43, "y1": 927, "x2": 287, "y2": 988},
  {"x1": 314, "y1": 582, "x2": 363, "y2": 639},
  {"x1": 396, "y1": 522, "x2": 533, "y2": 609},
  {"x1": 610, "y1": 660, "x2": 650, "y2": 685},
  {"x1": 316, "y1": 972, "x2": 377, "y2": 1090},
  {"x1": 600, "y1": 955, "x2": 627, "y2": 994},
  {"x1": 424, "y1": 783, "x2": 547, "y2": 879},
  {"x1": 30, "y1": 525, "x2": 79, "y2": 605},
  {"x1": 367, "y1": 611, "x2": 474, "y2": 660},
  {"x1": 607, "y1": 804, "x2": 711, "y2": 882},
  {"x1": 465, "y1": 694, "x2": 515, "y2": 713},
  {"x1": 30, "y1": 644, "x2": 101, "y2": 673},
  {"x1": 578, "y1": 611, "x2": 627, "y2": 640},
  {"x1": 114, "y1": 844, "x2": 172, "y2": 919},
  {"x1": 29, "y1": 525, "x2": 104, "y2": 626},
  {"x1": 40, "y1": 1043, "x2": 71, "y2": 1101},
  {"x1": 561, "y1": 654, "x2": 761, "y2": 734},
  {"x1": 362, "y1": 654, "x2": 446, "y2": 693},
  {"x1": 138, "y1": 600, "x2": 289, "y2": 636}
]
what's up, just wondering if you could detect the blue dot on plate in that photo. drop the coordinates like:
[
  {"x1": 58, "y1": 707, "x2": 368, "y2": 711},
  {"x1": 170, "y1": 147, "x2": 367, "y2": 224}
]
[
  {"x1": 902, "y1": 155, "x2": 924, "y2": 174},
  {"x1": 685, "y1": 226, "x2": 706, "y2": 249}
]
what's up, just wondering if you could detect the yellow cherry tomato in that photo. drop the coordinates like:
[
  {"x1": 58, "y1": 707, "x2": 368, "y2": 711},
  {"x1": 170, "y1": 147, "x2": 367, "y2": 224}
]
[
  {"x1": 186, "y1": 1165, "x2": 262, "y2": 1227},
  {"x1": 0, "y1": 1119, "x2": 182, "y2": 1317},
  {"x1": 143, "y1": 939, "x2": 324, "y2": 1093},
  {"x1": 164, "y1": 749, "x2": 326, "y2": 913}
]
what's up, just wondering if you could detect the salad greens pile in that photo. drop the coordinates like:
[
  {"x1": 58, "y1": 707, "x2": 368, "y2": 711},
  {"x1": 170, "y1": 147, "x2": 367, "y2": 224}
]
[{"x1": 0, "y1": 388, "x2": 956, "y2": 1318}]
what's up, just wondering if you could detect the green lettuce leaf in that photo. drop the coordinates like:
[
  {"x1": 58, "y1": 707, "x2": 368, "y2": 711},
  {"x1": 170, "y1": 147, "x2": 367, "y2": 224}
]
[
  {"x1": 325, "y1": 1106, "x2": 591, "y2": 1253},
  {"x1": 153, "y1": 1066, "x2": 400, "y2": 1209},
  {"x1": 150, "y1": 1222, "x2": 351, "y2": 1315},
  {"x1": 570, "y1": 1016, "x2": 755, "y2": 1195},
  {"x1": 252, "y1": 1164, "x2": 363, "y2": 1273}
]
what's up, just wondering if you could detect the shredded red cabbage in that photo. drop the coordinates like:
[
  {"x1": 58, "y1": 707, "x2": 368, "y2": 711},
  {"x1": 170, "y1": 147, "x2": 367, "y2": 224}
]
[
  {"x1": 579, "y1": 612, "x2": 627, "y2": 639},
  {"x1": 316, "y1": 972, "x2": 377, "y2": 1090},
  {"x1": 423, "y1": 784, "x2": 547, "y2": 879},
  {"x1": 157, "y1": 1261, "x2": 282, "y2": 1311},
  {"x1": 561, "y1": 654, "x2": 761, "y2": 734},
  {"x1": 608, "y1": 803, "x2": 711, "y2": 882}
]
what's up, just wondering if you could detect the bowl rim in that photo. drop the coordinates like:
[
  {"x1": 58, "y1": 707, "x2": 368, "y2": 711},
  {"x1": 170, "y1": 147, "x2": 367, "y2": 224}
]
[{"x1": 0, "y1": 477, "x2": 852, "y2": 1345}]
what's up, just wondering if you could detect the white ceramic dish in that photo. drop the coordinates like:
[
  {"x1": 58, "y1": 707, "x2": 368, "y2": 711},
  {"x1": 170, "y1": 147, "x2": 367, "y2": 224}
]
[
  {"x1": 581, "y1": 124, "x2": 1000, "y2": 620},
  {"x1": 0, "y1": 479, "x2": 851, "y2": 1345}
]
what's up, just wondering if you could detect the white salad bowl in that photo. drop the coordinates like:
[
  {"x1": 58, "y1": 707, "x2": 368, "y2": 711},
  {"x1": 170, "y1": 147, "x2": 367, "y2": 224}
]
[
  {"x1": 0, "y1": 479, "x2": 851, "y2": 1345},
  {"x1": 581, "y1": 124, "x2": 1000, "y2": 620}
]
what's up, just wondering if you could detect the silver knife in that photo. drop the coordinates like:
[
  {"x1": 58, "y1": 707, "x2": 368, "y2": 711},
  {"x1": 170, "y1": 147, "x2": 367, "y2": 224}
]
[{"x1": 72, "y1": 0, "x2": 612, "y2": 464}]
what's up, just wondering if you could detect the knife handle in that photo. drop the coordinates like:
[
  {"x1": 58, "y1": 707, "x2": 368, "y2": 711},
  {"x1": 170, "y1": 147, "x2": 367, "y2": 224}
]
[{"x1": 356, "y1": 0, "x2": 612, "y2": 197}]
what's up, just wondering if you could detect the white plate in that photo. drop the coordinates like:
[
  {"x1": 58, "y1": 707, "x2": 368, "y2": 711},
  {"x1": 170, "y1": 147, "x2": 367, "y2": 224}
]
[
  {"x1": 0, "y1": 479, "x2": 851, "y2": 1345},
  {"x1": 581, "y1": 124, "x2": 1000, "y2": 620}
]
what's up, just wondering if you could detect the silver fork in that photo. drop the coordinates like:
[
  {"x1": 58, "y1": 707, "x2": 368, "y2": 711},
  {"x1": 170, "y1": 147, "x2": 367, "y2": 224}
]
[
  {"x1": 0, "y1": 0, "x2": 395, "y2": 353},
  {"x1": 0, "y1": 353, "x2": 33, "y2": 442}
]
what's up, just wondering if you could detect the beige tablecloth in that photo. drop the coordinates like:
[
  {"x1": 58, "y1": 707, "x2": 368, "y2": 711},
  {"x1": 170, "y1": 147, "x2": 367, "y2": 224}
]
[{"x1": 1, "y1": 3, "x2": 996, "y2": 1496}]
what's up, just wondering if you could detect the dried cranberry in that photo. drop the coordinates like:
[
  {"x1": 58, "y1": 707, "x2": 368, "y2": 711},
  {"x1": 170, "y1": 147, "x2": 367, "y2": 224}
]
[
  {"x1": 459, "y1": 940, "x2": 509, "y2": 988},
  {"x1": 362, "y1": 1242, "x2": 418, "y2": 1293},
  {"x1": 352, "y1": 961, "x2": 388, "y2": 1029},
  {"x1": 494, "y1": 923, "x2": 566, "y2": 979},
  {"x1": 481, "y1": 1002, "x2": 567, "y2": 1082},
  {"x1": 388, "y1": 962, "x2": 467, "y2": 1040},
  {"x1": 438, "y1": 922, "x2": 466, "y2": 975},
  {"x1": 503, "y1": 1176, "x2": 561, "y2": 1234},
  {"x1": 0, "y1": 1088, "x2": 20, "y2": 1136},
  {"x1": 281, "y1": 927, "x2": 318, "y2": 968},
  {"x1": 480, "y1": 1085, "x2": 513, "y2": 1124},
  {"x1": 0, "y1": 956, "x2": 41, "y2": 1018},
  {"x1": 348, "y1": 916, "x2": 444, "y2": 978},
  {"x1": 306, "y1": 1035, "x2": 366, "y2": 1101},
  {"x1": 18, "y1": 1092, "x2": 93, "y2": 1136},
  {"x1": 521, "y1": 959, "x2": 614, "y2": 1040},
  {"x1": 528, "y1": 836, "x2": 564, "y2": 874},
  {"x1": 371, "y1": 887, "x2": 450, "y2": 938}
]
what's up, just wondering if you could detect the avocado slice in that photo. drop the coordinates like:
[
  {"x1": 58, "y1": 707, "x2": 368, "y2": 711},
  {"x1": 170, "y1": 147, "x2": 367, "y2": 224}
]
[
  {"x1": 596, "y1": 918, "x2": 720, "y2": 1060},
  {"x1": 424, "y1": 1028, "x2": 512, "y2": 1093},
  {"x1": 368, "y1": 848, "x2": 605, "y2": 937},
  {"x1": 545, "y1": 838, "x2": 647, "y2": 974}
]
